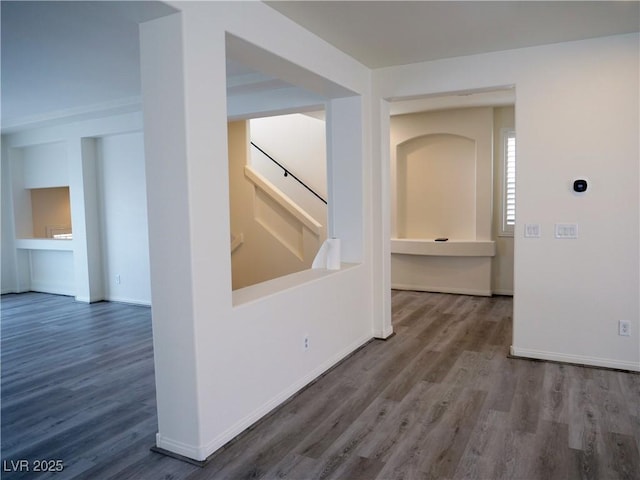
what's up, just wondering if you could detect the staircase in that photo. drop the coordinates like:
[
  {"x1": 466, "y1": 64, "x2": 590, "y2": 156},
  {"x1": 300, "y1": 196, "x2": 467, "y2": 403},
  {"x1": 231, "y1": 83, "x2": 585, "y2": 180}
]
[{"x1": 228, "y1": 121, "x2": 327, "y2": 290}]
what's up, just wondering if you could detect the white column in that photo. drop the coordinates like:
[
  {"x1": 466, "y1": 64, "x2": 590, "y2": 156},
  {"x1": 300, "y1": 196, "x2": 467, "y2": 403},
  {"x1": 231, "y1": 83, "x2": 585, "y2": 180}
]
[
  {"x1": 326, "y1": 96, "x2": 364, "y2": 262},
  {"x1": 140, "y1": 11, "x2": 204, "y2": 460},
  {"x1": 371, "y1": 98, "x2": 393, "y2": 338},
  {"x1": 3, "y1": 147, "x2": 25, "y2": 292},
  {"x1": 68, "y1": 137, "x2": 104, "y2": 302}
]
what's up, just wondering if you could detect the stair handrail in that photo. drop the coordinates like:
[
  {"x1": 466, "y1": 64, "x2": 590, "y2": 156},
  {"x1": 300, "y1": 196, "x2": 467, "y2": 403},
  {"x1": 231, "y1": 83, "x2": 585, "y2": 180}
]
[{"x1": 250, "y1": 142, "x2": 328, "y2": 205}]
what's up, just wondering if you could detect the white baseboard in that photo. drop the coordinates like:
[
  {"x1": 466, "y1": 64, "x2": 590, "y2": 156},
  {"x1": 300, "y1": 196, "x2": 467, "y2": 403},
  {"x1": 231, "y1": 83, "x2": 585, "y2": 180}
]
[
  {"x1": 510, "y1": 346, "x2": 640, "y2": 372},
  {"x1": 105, "y1": 295, "x2": 151, "y2": 307},
  {"x1": 30, "y1": 282, "x2": 74, "y2": 297},
  {"x1": 392, "y1": 283, "x2": 492, "y2": 297},
  {"x1": 374, "y1": 325, "x2": 395, "y2": 339},
  {"x1": 0, "y1": 289, "x2": 150, "y2": 307},
  {"x1": 492, "y1": 289, "x2": 513, "y2": 296},
  {"x1": 156, "y1": 434, "x2": 207, "y2": 462},
  {"x1": 157, "y1": 332, "x2": 373, "y2": 462}
]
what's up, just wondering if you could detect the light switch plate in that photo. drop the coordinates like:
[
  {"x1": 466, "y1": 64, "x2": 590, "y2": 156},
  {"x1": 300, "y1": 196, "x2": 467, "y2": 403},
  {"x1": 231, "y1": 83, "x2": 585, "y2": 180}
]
[
  {"x1": 524, "y1": 224, "x2": 540, "y2": 238},
  {"x1": 555, "y1": 223, "x2": 578, "y2": 239}
]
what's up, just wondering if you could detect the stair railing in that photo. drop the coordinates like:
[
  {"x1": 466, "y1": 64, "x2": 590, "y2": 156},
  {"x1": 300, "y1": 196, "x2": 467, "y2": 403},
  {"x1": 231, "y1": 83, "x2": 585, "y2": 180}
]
[{"x1": 250, "y1": 142, "x2": 328, "y2": 205}]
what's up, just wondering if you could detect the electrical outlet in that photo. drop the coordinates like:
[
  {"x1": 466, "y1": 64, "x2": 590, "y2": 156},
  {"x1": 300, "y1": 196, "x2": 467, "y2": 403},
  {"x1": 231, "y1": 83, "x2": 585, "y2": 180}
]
[
  {"x1": 303, "y1": 335, "x2": 310, "y2": 351},
  {"x1": 115, "y1": 274, "x2": 121, "y2": 285},
  {"x1": 619, "y1": 320, "x2": 630, "y2": 337}
]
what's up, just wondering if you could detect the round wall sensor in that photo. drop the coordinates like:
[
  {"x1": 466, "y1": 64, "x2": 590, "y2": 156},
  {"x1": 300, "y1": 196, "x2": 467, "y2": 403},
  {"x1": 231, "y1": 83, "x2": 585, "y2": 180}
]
[{"x1": 573, "y1": 179, "x2": 588, "y2": 193}]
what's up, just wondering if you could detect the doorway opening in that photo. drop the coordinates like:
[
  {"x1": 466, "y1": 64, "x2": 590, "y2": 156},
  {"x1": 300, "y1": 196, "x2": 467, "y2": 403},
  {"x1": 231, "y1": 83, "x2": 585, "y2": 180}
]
[{"x1": 388, "y1": 88, "x2": 516, "y2": 297}]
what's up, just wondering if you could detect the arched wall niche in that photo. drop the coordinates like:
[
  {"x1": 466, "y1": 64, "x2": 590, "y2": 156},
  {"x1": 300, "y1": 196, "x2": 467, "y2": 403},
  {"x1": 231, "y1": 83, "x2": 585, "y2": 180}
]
[
  {"x1": 389, "y1": 106, "x2": 496, "y2": 296},
  {"x1": 396, "y1": 132, "x2": 476, "y2": 240},
  {"x1": 390, "y1": 107, "x2": 493, "y2": 242}
]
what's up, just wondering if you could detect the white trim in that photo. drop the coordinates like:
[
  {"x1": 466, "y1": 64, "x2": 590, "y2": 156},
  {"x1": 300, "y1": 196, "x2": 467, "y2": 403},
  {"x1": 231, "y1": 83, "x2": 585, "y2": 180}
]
[
  {"x1": 230, "y1": 232, "x2": 244, "y2": 253},
  {"x1": 4, "y1": 111, "x2": 144, "y2": 149},
  {"x1": 374, "y1": 325, "x2": 395, "y2": 339},
  {"x1": 510, "y1": 346, "x2": 640, "y2": 372},
  {"x1": 1, "y1": 97, "x2": 142, "y2": 134},
  {"x1": 29, "y1": 283, "x2": 74, "y2": 297},
  {"x1": 104, "y1": 296, "x2": 152, "y2": 307},
  {"x1": 392, "y1": 283, "x2": 492, "y2": 297},
  {"x1": 492, "y1": 288, "x2": 514, "y2": 296},
  {"x1": 156, "y1": 434, "x2": 208, "y2": 462}
]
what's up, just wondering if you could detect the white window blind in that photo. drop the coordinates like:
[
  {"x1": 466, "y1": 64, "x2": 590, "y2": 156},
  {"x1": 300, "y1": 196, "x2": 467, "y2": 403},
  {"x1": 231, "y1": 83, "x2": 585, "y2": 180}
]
[{"x1": 503, "y1": 131, "x2": 516, "y2": 234}]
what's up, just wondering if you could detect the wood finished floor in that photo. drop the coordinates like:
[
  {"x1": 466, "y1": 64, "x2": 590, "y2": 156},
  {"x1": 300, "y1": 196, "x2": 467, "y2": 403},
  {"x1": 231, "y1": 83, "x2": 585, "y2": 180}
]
[{"x1": 1, "y1": 291, "x2": 639, "y2": 479}]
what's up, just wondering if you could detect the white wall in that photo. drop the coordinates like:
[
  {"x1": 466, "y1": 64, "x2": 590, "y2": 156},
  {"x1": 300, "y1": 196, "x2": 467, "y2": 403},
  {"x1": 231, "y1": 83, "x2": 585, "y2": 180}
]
[
  {"x1": 250, "y1": 113, "x2": 327, "y2": 223},
  {"x1": 29, "y1": 249, "x2": 75, "y2": 295},
  {"x1": 375, "y1": 33, "x2": 640, "y2": 371},
  {"x1": 140, "y1": 2, "x2": 377, "y2": 461},
  {"x1": 1, "y1": 140, "x2": 17, "y2": 293},
  {"x1": 96, "y1": 131, "x2": 151, "y2": 305},
  {"x1": 1, "y1": 112, "x2": 150, "y2": 304},
  {"x1": 21, "y1": 141, "x2": 68, "y2": 188}
]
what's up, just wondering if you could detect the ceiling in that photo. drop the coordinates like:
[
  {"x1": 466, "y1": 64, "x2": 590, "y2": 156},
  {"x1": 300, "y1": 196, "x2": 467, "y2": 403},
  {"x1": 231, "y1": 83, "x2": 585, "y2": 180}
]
[
  {"x1": 267, "y1": 1, "x2": 640, "y2": 68},
  {"x1": 2, "y1": 1, "x2": 639, "y2": 131},
  {"x1": 1, "y1": 1, "x2": 176, "y2": 131}
]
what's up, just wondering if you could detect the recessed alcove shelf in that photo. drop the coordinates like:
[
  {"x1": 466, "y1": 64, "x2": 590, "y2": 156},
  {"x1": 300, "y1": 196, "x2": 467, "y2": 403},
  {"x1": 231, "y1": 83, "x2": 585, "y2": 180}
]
[
  {"x1": 15, "y1": 238, "x2": 74, "y2": 251},
  {"x1": 391, "y1": 238, "x2": 495, "y2": 257},
  {"x1": 8, "y1": 140, "x2": 76, "y2": 297}
]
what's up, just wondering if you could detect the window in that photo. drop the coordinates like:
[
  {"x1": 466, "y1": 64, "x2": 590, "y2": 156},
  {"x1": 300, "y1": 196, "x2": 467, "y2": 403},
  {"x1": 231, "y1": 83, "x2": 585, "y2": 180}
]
[{"x1": 502, "y1": 130, "x2": 516, "y2": 235}]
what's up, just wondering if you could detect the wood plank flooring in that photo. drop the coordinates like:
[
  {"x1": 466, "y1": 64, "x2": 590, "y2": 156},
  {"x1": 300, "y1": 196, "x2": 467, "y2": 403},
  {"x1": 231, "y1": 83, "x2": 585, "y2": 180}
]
[{"x1": 2, "y1": 290, "x2": 639, "y2": 479}]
